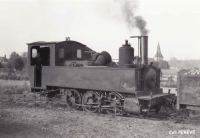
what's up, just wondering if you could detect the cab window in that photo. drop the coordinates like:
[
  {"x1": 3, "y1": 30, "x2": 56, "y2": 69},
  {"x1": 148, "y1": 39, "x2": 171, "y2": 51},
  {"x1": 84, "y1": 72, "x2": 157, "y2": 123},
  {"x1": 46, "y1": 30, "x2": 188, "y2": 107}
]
[
  {"x1": 32, "y1": 49, "x2": 37, "y2": 58},
  {"x1": 30, "y1": 46, "x2": 50, "y2": 66},
  {"x1": 77, "y1": 49, "x2": 82, "y2": 59}
]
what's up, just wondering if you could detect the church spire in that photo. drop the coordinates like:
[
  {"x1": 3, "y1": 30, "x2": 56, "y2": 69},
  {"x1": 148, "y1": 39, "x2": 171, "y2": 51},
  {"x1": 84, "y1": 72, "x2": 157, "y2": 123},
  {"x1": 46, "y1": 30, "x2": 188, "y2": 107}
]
[{"x1": 154, "y1": 42, "x2": 164, "y2": 61}]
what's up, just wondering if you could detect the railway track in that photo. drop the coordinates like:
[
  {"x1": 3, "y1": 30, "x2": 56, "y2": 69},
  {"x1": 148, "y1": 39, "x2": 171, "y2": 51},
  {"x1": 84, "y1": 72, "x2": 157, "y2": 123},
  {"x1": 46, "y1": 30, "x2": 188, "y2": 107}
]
[{"x1": 30, "y1": 91, "x2": 188, "y2": 120}]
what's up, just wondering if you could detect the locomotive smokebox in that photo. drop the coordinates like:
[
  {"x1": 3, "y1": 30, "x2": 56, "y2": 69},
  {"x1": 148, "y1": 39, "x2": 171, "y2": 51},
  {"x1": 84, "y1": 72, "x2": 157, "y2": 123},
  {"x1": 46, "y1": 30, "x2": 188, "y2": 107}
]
[
  {"x1": 140, "y1": 36, "x2": 148, "y2": 65},
  {"x1": 119, "y1": 40, "x2": 134, "y2": 68}
]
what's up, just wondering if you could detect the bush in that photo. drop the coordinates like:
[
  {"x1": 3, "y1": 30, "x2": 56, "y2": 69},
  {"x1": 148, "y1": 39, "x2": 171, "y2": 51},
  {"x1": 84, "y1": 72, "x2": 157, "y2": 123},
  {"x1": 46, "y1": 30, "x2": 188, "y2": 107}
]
[
  {"x1": 0, "y1": 62, "x2": 3, "y2": 68},
  {"x1": 0, "y1": 80, "x2": 31, "y2": 103},
  {"x1": 0, "y1": 73, "x2": 29, "y2": 81},
  {"x1": 158, "y1": 61, "x2": 170, "y2": 69},
  {"x1": 0, "y1": 74, "x2": 8, "y2": 80}
]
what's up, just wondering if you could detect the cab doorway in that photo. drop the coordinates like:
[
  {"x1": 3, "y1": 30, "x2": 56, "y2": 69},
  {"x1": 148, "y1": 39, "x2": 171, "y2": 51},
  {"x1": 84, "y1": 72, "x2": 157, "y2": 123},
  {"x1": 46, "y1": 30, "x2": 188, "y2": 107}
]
[{"x1": 31, "y1": 46, "x2": 50, "y2": 87}]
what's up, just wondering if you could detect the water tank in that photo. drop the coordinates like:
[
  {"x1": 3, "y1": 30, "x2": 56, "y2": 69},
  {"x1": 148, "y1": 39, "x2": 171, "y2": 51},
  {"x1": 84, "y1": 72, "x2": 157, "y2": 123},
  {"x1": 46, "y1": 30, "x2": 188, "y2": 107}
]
[{"x1": 119, "y1": 40, "x2": 134, "y2": 68}]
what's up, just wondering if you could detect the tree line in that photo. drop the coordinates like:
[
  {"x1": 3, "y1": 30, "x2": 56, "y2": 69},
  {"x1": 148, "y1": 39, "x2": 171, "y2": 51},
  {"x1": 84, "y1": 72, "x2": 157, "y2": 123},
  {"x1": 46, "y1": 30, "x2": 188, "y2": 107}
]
[
  {"x1": 1, "y1": 53, "x2": 198, "y2": 70},
  {"x1": 168, "y1": 57, "x2": 200, "y2": 69},
  {"x1": 151, "y1": 57, "x2": 200, "y2": 69},
  {"x1": 1, "y1": 51, "x2": 171, "y2": 70},
  {"x1": 153, "y1": 60, "x2": 170, "y2": 69},
  {"x1": 0, "y1": 52, "x2": 27, "y2": 71}
]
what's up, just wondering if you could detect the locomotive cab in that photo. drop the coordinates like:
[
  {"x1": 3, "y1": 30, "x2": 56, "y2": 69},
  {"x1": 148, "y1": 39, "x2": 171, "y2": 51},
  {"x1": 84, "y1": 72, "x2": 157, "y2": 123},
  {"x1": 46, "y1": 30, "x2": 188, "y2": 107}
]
[{"x1": 27, "y1": 39, "x2": 94, "y2": 90}]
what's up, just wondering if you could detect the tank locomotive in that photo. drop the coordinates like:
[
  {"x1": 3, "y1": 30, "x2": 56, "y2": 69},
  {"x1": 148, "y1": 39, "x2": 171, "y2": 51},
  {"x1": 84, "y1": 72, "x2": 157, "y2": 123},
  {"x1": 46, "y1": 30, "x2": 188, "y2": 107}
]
[{"x1": 27, "y1": 36, "x2": 176, "y2": 116}]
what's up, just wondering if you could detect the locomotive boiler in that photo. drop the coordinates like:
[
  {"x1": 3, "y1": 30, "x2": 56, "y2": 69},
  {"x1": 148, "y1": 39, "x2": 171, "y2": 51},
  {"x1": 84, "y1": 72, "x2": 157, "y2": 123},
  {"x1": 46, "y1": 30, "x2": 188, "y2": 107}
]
[{"x1": 27, "y1": 36, "x2": 176, "y2": 116}]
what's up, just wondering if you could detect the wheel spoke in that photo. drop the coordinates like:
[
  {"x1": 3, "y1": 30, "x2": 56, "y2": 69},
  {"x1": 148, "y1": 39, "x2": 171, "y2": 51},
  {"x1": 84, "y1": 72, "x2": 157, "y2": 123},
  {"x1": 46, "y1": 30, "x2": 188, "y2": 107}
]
[
  {"x1": 68, "y1": 91, "x2": 72, "y2": 96},
  {"x1": 69, "y1": 101, "x2": 72, "y2": 106},
  {"x1": 75, "y1": 95, "x2": 79, "y2": 99},
  {"x1": 66, "y1": 99, "x2": 71, "y2": 102},
  {"x1": 66, "y1": 89, "x2": 81, "y2": 110},
  {"x1": 66, "y1": 98, "x2": 72, "y2": 103},
  {"x1": 106, "y1": 92, "x2": 123, "y2": 115},
  {"x1": 75, "y1": 99, "x2": 80, "y2": 103},
  {"x1": 82, "y1": 91, "x2": 100, "y2": 113}
]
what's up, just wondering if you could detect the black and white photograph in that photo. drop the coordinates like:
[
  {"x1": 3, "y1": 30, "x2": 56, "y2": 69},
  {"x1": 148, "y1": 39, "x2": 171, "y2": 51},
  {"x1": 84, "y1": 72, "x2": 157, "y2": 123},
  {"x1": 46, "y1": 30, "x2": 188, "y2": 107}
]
[{"x1": 0, "y1": 0, "x2": 200, "y2": 137}]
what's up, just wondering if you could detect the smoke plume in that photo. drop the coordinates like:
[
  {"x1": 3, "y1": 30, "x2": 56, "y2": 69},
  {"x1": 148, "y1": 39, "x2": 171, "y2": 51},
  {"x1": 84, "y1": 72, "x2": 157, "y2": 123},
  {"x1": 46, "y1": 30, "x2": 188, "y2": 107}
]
[
  {"x1": 134, "y1": 16, "x2": 149, "y2": 35},
  {"x1": 121, "y1": 0, "x2": 149, "y2": 35}
]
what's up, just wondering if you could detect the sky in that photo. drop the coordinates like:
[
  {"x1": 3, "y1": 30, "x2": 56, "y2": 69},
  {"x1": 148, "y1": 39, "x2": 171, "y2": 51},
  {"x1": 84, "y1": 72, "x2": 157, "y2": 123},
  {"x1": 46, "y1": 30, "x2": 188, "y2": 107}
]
[{"x1": 0, "y1": 0, "x2": 200, "y2": 60}]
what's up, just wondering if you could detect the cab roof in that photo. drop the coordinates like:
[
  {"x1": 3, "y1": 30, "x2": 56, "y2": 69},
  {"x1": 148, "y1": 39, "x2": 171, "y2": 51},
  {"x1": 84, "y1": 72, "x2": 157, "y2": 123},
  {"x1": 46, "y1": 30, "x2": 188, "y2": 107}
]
[
  {"x1": 27, "y1": 40, "x2": 95, "y2": 52},
  {"x1": 27, "y1": 41, "x2": 60, "y2": 45}
]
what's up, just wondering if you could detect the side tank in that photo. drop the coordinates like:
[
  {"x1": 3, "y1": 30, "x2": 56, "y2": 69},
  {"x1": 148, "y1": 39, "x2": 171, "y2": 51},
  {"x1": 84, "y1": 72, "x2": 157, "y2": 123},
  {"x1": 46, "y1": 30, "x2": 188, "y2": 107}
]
[{"x1": 119, "y1": 40, "x2": 134, "y2": 68}]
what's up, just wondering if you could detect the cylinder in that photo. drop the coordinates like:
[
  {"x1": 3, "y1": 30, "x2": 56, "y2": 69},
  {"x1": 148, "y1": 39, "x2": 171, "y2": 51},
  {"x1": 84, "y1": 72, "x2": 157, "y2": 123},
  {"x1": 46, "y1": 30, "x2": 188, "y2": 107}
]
[
  {"x1": 119, "y1": 40, "x2": 134, "y2": 68},
  {"x1": 123, "y1": 98, "x2": 140, "y2": 114},
  {"x1": 140, "y1": 36, "x2": 148, "y2": 65}
]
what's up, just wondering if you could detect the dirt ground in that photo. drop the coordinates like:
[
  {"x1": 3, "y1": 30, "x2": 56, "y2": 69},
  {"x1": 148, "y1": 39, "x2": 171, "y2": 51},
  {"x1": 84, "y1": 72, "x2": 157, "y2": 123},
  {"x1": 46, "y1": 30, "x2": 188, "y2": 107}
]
[
  {"x1": 0, "y1": 103, "x2": 200, "y2": 138},
  {"x1": 0, "y1": 80, "x2": 200, "y2": 138}
]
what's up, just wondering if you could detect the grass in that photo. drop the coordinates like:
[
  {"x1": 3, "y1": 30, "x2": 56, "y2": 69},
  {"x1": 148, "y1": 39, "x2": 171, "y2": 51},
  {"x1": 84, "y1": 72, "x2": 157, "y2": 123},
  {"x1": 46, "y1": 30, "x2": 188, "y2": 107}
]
[
  {"x1": 0, "y1": 73, "x2": 29, "y2": 80},
  {"x1": 0, "y1": 68, "x2": 29, "y2": 80},
  {"x1": 0, "y1": 80, "x2": 31, "y2": 103}
]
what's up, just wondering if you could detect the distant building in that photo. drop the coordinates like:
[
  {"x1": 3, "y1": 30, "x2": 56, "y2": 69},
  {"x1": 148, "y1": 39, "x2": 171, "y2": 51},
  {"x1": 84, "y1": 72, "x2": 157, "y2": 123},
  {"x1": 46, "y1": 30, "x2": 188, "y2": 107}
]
[
  {"x1": 0, "y1": 55, "x2": 8, "y2": 64},
  {"x1": 154, "y1": 42, "x2": 164, "y2": 62}
]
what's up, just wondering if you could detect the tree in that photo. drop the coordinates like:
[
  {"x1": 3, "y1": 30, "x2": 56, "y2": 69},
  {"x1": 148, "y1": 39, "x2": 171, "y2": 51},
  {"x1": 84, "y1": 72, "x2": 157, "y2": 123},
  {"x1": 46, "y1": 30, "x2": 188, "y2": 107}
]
[
  {"x1": 14, "y1": 57, "x2": 24, "y2": 70},
  {"x1": 168, "y1": 58, "x2": 200, "y2": 69},
  {"x1": 9, "y1": 52, "x2": 20, "y2": 61},
  {"x1": 0, "y1": 62, "x2": 3, "y2": 68},
  {"x1": 158, "y1": 60, "x2": 170, "y2": 69},
  {"x1": 4, "y1": 62, "x2": 12, "y2": 68},
  {"x1": 152, "y1": 61, "x2": 170, "y2": 69},
  {"x1": 169, "y1": 57, "x2": 178, "y2": 61},
  {"x1": 8, "y1": 51, "x2": 28, "y2": 69},
  {"x1": 152, "y1": 62, "x2": 159, "y2": 68},
  {"x1": 9, "y1": 52, "x2": 20, "y2": 68},
  {"x1": 21, "y1": 52, "x2": 27, "y2": 68},
  {"x1": 21, "y1": 52, "x2": 27, "y2": 58}
]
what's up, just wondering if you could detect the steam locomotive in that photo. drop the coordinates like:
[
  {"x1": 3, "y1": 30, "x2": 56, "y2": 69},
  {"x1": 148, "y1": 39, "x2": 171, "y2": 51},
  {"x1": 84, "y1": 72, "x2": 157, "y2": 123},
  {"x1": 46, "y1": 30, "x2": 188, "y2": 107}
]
[{"x1": 27, "y1": 36, "x2": 176, "y2": 116}]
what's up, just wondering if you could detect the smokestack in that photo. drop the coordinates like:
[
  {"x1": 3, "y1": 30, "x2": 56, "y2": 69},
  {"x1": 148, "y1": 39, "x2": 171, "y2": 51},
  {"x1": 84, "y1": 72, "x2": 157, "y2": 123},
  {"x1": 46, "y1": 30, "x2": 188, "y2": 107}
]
[{"x1": 140, "y1": 36, "x2": 148, "y2": 65}]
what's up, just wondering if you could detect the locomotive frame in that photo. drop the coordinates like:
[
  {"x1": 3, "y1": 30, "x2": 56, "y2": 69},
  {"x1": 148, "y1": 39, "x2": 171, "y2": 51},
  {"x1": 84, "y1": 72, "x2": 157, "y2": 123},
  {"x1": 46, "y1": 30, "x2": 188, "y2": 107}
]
[{"x1": 27, "y1": 36, "x2": 176, "y2": 116}]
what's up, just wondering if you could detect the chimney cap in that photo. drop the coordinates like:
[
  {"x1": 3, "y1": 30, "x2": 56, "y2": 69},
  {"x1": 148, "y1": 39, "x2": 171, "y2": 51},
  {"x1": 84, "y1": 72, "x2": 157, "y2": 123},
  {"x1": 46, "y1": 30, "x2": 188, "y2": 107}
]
[
  {"x1": 125, "y1": 40, "x2": 128, "y2": 45},
  {"x1": 66, "y1": 37, "x2": 70, "y2": 41},
  {"x1": 123, "y1": 40, "x2": 130, "y2": 46}
]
